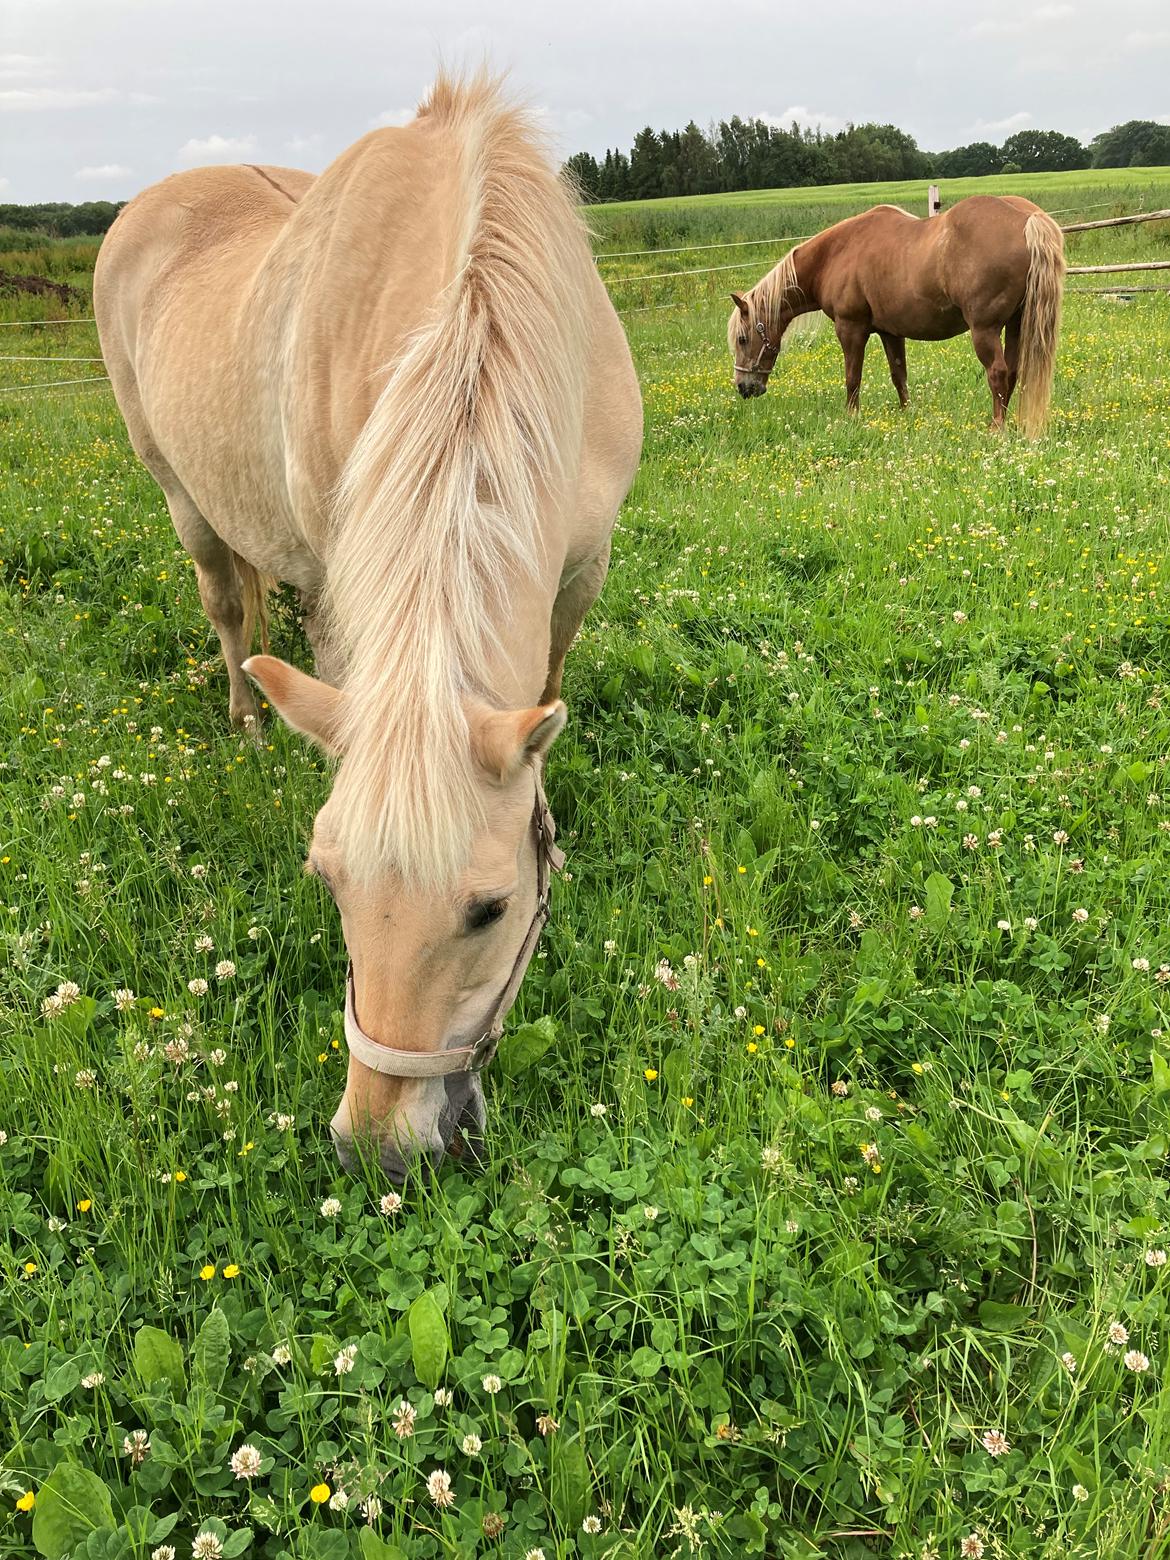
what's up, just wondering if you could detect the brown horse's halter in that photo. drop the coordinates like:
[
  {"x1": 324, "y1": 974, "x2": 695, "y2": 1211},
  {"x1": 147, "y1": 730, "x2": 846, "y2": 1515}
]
[
  {"x1": 749, "y1": 315, "x2": 778, "y2": 373},
  {"x1": 343, "y1": 772, "x2": 565, "y2": 1078}
]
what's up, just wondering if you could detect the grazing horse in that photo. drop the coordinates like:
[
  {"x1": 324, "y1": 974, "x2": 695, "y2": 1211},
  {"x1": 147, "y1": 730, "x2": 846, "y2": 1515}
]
[
  {"x1": 94, "y1": 74, "x2": 643, "y2": 1180},
  {"x1": 728, "y1": 196, "x2": 1065, "y2": 434}
]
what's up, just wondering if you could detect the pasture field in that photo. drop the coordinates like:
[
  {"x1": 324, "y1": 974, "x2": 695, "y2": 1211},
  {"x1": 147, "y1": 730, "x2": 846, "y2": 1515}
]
[{"x1": 2, "y1": 168, "x2": 1170, "y2": 1560}]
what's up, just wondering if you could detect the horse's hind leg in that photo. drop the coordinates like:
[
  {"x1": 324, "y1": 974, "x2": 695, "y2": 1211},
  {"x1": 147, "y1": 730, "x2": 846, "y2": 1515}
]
[
  {"x1": 1003, "y1": 309, "x2": 1023, "y2": 408},
  {"x1": 167, "y1": 489, "x2": 260, "y2": 731},
  {"x1": 878, "y1": 331, "x2": 909, "y2": 408},
  {"x1": 969, "y1": 323, "x2": 1012, "y2": 430}
]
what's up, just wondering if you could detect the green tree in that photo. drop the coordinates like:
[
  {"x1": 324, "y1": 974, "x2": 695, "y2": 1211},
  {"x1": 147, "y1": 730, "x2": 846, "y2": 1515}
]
[
  {"x1": 1090, "y1": 120, "x2": 1170, "y2": 167},
  {"x1": 1000, "y1": 130, "x2": 1088, "y2": 172}
]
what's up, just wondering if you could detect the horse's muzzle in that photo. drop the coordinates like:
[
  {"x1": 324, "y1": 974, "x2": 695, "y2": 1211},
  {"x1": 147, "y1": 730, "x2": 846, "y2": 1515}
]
[
  {"x1": 330, "y1": 1069, "x2": 487, "y2": 1185},
  {"x1": 737, "y1": 377, "x2": 767, "y2": 399}
]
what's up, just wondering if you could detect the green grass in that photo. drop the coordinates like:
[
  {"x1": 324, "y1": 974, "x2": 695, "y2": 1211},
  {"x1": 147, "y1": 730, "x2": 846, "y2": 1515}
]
[{"x1": 2, "y1": 168, "x2": 1170, "y2": 1560}]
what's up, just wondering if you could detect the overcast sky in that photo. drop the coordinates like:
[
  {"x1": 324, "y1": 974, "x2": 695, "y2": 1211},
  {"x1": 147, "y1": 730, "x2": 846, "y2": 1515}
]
[{"x1": 2, "y1": 0, "x2": 1168, "y2": 203}]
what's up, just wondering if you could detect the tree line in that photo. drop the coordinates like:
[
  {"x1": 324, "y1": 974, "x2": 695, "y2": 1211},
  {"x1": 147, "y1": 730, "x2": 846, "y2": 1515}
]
[
  {"x1": 565, "y1": 118, "x2": 1170, "y2": 202},
  {"x1": 4, "y1": 118, "x2": 1169, "y2": 235},
  {"x1": 0, "y1": 201, "x2": 124, "y2": 239}
]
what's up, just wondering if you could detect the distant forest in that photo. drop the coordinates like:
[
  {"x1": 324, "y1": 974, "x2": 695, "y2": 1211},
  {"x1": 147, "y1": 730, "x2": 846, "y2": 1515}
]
[
  {"x1": 3, "y1": 118, "x2": 1168, "y2": 237},
  {"x1": 565, "y1": 117, "x2": 1170, "y2": 202}
]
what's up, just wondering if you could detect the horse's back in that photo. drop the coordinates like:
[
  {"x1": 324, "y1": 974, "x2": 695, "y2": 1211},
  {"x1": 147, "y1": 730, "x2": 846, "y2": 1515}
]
[{"x1": 96, "y1": 164, "x2": 312, "y2": 336}]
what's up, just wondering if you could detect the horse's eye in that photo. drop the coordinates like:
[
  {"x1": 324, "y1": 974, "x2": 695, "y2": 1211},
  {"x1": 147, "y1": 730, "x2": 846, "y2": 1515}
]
[
  {"x1": 466, "y1": 898, "x2": 508, "y2": 932},
  {"x1": 738, "y1": 333, "x2": 747, "y2": 347}
]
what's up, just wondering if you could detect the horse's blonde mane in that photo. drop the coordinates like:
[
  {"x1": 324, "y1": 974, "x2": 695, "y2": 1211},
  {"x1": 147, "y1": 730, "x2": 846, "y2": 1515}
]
[
  {"x1": 729, "y1": 245, "x2": 803, "y2": 352},
  {"x1": 325, "y1": 72, "x2": 592, "y2": 884}
]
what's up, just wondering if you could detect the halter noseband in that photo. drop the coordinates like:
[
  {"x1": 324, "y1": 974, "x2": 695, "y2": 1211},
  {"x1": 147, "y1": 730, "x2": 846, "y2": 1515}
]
[{"x1": 342, "y1": 772, "x2": 565, "y2": 1078}]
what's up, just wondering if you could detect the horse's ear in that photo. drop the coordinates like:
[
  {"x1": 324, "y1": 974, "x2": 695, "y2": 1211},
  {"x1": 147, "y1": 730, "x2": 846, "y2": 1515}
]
[
  {"x1": 471, "y1": 701, "x2": 567, "y2": 783},
  {"x1": 731, "y1": 292, "x2": 750, "y2": 316},
  {"x1": 243, "y1": 655, "x2": 348, "y2": 755}
]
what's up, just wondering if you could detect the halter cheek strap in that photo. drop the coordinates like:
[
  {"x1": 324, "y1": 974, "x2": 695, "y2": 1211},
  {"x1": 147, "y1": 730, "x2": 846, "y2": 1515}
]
[{"x1": 342, "y1": 776, "x2": 565, "y2": 1078}]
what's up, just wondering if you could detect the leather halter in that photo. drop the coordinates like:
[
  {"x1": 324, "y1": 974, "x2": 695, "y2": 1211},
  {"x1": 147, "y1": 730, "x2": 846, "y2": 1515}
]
[
  {"x1": 749, "y1": 315, "x2": 778, "y2": 373},
  {"x1": 342, "y1": 773, "x2": 565, "y2": 1078}
]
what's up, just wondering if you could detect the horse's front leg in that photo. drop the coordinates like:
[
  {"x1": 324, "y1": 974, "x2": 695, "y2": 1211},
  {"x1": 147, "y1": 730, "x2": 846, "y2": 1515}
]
[
  {"x1": 835, "y1": 320, "x2": 869, "y2": 414},
  {"x1": 542, "y1": 543, "x2": 611, "y2": 705}
]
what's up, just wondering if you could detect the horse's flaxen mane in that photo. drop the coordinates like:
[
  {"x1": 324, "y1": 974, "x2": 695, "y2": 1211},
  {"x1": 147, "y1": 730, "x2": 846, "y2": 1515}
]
[
  {"x1": 730, "y1": 246, "x2": 803, "y2": 352},
  {"x1": 325, "y1": 72, "x2": 593, "y2": 885}
]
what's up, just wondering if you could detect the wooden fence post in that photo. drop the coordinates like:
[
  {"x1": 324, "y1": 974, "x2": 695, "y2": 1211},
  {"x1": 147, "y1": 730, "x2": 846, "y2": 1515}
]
[{"x1": 927, "y1": 185, "x2": 941, "y2": 217}]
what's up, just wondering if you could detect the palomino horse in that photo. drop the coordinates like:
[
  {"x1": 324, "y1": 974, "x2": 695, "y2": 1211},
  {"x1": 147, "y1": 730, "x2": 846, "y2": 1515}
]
[
  {"x1": 95, "y1": 75, "x2": 643, "y2": 1180},
  {"x1": 729, "y1": 196, "x2": 1065, "y2": 433}
]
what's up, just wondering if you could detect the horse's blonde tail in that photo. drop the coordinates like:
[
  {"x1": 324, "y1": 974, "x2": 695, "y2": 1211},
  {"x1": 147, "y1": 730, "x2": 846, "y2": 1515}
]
[
  {"x1": 1016, "y1": 211, "x2": 1065, "y2": 438},
  {"x1": 235, "y1": 553, "x2": 275, "y2": 655}
]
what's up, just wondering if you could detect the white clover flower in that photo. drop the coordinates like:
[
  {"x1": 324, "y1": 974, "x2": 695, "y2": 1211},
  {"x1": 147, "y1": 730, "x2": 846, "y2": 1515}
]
[
  {"x1": 433, "y1": 1387, "x2": 453, "y2": 1407},
  {"x1": 329, "y1": 1488, "x2": 349, "y2": 1510},
  {"x1": 187, "y1": 978, "x2": 209, "y2": 997},
  {"x1": 461, "y1": 1433, "x2": 482, "y2": 1456},
  {"x1": 114, "y1": 987, "x2": 136, "y2": 1011},
  {"x1": 426, "y1": 1467, "x2": 455, "y2": 1508},
  {"x1": 1072, "y1": 1484, "x2": 1089, "y2": 1503},
  {"x1": 190, "y1": 864, "x2": 208, "y2": 880},
  {"x1": 320, "y1": 1197, "x2": 342, "y2": 1218},
  {"x1": 194, "y1": 935, "x2": 215, "y2": 953},
  {"x1": 192, "y1": 1534, "x2": 223, "y2": 1560},
  {"x1": 1072, "y1": 907, "x2": 1089, "y2": 924},
  {"x1": 1124, "y1": 1349, "x2": 1150, "y2": 1372},
  {"x1": 74, "y1": 1069, "x2": 97, "y2": 1090},
  {"x1": 980, "y1": 1429, "x2": 1010, "y2": 1457},
  {"x1": 393, "y1": 1400, "x2": 417, "y2": 1438},
  {"x1": 482, "y1": 1374, "x2": 503, "y2": 1394},
  {"x1": 1145, "y1": 1249, "x2": 1167, "y2": 1267},
  {"x1": 643, "y1": 1205, "x2": 659, "y2": 1222},
  {"x1": 1108, "y1": 1320, "x2": 1129, "y2": 1346},
  {"x1": 589, "y1": 1102, "x2": 608, "y2": 1118},
  {"x1": 151, "y1": 1548, "x2": 176, "y2": 1560},
  {"x1": 361, "y1": 1495, "x2": 383, "y2": 1521},
  {"x1": 380, "y1": 1191, "x2": 402, "y2": 1215},
  {"x1": 272, "y1": 1344, "x2": 292, "y2": 1365},
  {"x1": 334, "y1": 1344, "x2": 357, "y2": 1376},
  {"x1": 865, "y1": 1106, "x2": 883, "y2": 1122},
  {"x1": 215, "y1": 960, "x2": 236, "y2": 980},
  {"x1": 1060, "y1": 1351, "x2": 1077, "y2": 1373},
  {"x1": 582, "y1": 1515, "x2": 602, "y2": 1534},
  {"x1": 122, "y1": 1429, "x2": 151, "y2": 1464},
  {"x1": 82, "y1": 1371, "x2": 105, "y2": 1388},
  {"x1": 230, "y1": 1442, "x2": 262, "y2": 1479},
  {"x1": 960, "y1": 1537, "x2": 984, "y2": 1559}
]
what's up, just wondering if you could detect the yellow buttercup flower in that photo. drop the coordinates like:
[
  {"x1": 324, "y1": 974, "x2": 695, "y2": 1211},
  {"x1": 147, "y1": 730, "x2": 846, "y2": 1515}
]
[
  {"x1": 24, "y1": 1262, "x2": 37, "y2": 1275},
  {"x1": 643, "y1": 1068, "x2": 658, "y2": 1082},
  {"x1": 174, "y1": 1171, "x2": 187, "y2": 1182},
  {"x1": 223, "y1": 1264, "x2": 240, "y2": 1278},
  {"x1": 16, "y1": 1491, "x2": 34, "y2": 1513},
  {"x1": 310, "y1": 1482, "x2": 331, "y2": 1504},
  {"x1": 77, "y1": 1198, "x2": 92, "y2": 1213},
  {"x1": 200, "y1": 1264, "x2": 216, "y2": 1281},
  {"x1": 746, "y1": 1042, "x2": 758, "y2": 1054}
]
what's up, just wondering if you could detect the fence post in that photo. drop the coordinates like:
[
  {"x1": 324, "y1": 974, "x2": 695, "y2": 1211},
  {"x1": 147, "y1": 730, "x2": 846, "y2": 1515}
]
[{"x1": 927, "y1": 184, "x2": 941, "y2": 217}]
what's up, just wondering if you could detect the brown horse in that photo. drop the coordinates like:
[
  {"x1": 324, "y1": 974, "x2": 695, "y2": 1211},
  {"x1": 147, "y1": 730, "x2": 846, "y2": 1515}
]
[
  {"x1": 728, "y1": 196, "x2": 1065, "y2": 434},
  {"x1": 95, "y1": 75, "x2": 643, "y2": 1180}
]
